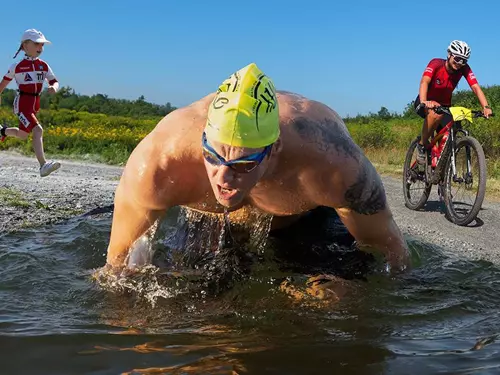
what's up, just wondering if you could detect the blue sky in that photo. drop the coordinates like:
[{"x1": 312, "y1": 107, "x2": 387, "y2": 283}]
[{"x1": 1, "y1": 0, "x2": 498, "y2": 117}]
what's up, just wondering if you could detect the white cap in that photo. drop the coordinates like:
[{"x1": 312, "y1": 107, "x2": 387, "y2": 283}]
[{"x1": 21, "y1": 29, "x2": 51, "y2": 44}]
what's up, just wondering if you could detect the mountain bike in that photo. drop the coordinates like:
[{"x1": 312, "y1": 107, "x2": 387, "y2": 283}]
[{"x1": 403, "y1": 105, "x2": 494, "y2": 226}]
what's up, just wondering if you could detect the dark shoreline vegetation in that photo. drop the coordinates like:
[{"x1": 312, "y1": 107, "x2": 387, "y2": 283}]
[{"x1": 1, "y1": 85, "x2": 499, "y2": 191}]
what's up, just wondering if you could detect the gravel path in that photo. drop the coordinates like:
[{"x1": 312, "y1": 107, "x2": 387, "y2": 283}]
[
  {"x1": 0, "y1": 151, "x2": 121, "y2": 234},
  {"x1": 1, "y1": 151, "x2": 499, "y2": 263},
  {"x1": 383, "y1": 174, "x2": 500, "y2": 263}
]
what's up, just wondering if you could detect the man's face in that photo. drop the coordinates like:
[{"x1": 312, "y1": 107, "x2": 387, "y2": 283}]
[
  {"x1": 202, "y1": 134, "x2": 271, "y2": 208},
  {"x1": 23, "y1": 40, "x2": 44, "y2": 57}
]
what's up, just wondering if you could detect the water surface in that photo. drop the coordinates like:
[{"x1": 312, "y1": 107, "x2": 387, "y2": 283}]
[{"x1": 1, "y1": 208, "x2": 499, "y2": 374}]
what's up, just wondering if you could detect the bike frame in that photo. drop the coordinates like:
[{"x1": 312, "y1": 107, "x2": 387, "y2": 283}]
[{"x1": 411, "y1": 117, "x2": 469, "y2": 185}]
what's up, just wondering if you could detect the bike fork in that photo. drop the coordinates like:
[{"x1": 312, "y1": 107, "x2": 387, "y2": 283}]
[
  {"x1": 451, "y1": 145, "x2": 458, "y2": 179},
  {"x1": 448, "y1": 131, "x2": 461, "y2": 183},
  {"x1": 465, "y1": 146, "x2": 473, "y2": 184}
]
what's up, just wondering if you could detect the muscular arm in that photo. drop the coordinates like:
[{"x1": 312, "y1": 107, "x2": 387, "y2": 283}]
[
  {"x1": 105, "y1": 104, "x2": 203, "y2": 270},
  {"x1": 332, "y1": 155, "x2": 409, "y2": 271},
  {"x1": 293, "y1": 109, "x2": 409, "y2": 271},
  {"x1": 106, "y1": 177, "x2": 168, "y2": 268},
  {"x1": 106, "y1": 134, "x2": 175, "y2": 269}
]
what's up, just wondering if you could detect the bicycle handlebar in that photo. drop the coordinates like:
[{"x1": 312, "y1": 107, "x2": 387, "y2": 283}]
[{"x1": 416, "y1": 103, "x2": 495, "y2": 118}]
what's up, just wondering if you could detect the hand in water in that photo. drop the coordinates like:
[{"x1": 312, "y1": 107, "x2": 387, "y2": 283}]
[
  {"x1": 104, "y1": 231, "x2": 156, "y2": 274},
  {"x1": 95, "y1": 263, "x2": 139, "y2": 280}
]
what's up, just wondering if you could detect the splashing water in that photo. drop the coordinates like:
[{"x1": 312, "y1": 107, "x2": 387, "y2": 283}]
[
  {"x1": 126, "y1": 220, "x2": 159, "y2": 268},
  {"x1": 95, "y1": 206, "x2": 276, "y2": 304},
  {"x1": 92, "y1": 265, "x2": 184, "y2": 308},
  {"x1": 170, "y1": 206, "x2": 274, "y2": 261}
]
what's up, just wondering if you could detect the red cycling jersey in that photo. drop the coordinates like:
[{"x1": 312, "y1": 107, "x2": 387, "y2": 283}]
[
  {"x1": 422, "y1": 58, "x2": 478, "y2": 106},
  {"x1": 2, "y1": 56, "x2": 58, "y2": 132}
]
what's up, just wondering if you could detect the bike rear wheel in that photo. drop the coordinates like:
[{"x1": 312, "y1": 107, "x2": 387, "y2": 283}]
[
  {"x1": 403, "y1": 138, "x2": 432, "y2": 210},
  {"x1": 443, "y1": 136, "x2": 487, "y2": 226}
]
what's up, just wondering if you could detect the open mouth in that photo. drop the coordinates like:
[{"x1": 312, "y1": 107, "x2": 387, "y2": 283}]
[{"x1": 217, "y1": 185, "x2": 238, "y2": 200}]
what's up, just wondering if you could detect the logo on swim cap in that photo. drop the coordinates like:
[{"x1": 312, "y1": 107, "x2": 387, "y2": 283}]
[
  {"x1": 213, "y1": 96, "x2": 229, "y2": 109},
  {"x1": 205, "y1": 63, "x2": 280, "y2": 148}
]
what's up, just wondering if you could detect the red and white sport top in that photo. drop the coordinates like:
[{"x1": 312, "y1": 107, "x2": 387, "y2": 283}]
[
  {"x1": 422, "y1": 58, "x2": 478, "y2": 106},
  {"x1": 3, "y1": 56, "x2": 58, "y2": 95}
]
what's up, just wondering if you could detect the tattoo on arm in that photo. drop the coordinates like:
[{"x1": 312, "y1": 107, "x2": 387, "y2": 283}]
[
  {"x1": 344, "y1": 157, "x2": 387, "y2": 215},
  {"x1": 291, "y1": 115, "x2": 386, "y2": 215},
  {"x1": 292, "y1": 117, "x2": 359, "y2": 161}
]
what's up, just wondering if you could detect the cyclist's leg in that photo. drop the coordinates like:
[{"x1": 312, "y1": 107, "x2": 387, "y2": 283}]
[
  {"x1": 437, "y1": 112, "x2": 453, "y2": 132},
  {"x1": 420, "y1": 113, "x2": 443, "y2": 165},
  {"x1": 413, "y1": 96, "x2": 429, "y2": 164},
  {"x1": 414, "y1": 95, "x2": 444, "y2": 146},
  {"x1": 414, "y1": 96, "x2": 444, "y2": 164},
  {"x1": 422, "y1": 111, "x2": 442, "y2": 146}
]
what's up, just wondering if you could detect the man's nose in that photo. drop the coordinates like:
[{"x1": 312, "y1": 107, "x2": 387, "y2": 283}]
[{"x1": 216, "y1": 165, "x2": 236, "y2": 185}]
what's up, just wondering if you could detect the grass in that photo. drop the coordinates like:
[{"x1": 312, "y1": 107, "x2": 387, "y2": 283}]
[
  {"x1": 0, "y1": 107, "x2": 158, "y2": 165},
  {"x1": 364, "y1": 148, "x2": 500, "y2": 202},
  {"x1": 0, "y1": 187, "x2": 83, "y2": 215},
  {"x1": 0, "y1": 188, "x2": 31, "y2": 208},
  {"x1": 1, "y1": 105, "x2": 500, "y2": 201}
]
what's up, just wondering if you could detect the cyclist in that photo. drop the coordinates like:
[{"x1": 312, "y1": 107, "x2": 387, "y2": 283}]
[{"x1": 414, "y1": 40, "x2": 492, "y2": 165}]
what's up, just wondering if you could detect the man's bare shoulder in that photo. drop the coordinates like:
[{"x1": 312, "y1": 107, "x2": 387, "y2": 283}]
[
  {"x1": 274, "y1": 91, "x2": 388, "y2": 211},
  {"x1": 276, "y1": 91, "x2": 359, "y2": 162},
  {"x1": 277, "y1": 91, "x2": 347, "y2": 131},
  {"x1": 154, "y1": 92, "x2": 216, "y2": 134},
  {"x1": 118, "y1": 94, "x2": 215, "y2": 205},
  {"x1": 136, "y1": 92, "x2": 216, "y2": 165},
  {"x1": 274, "y1": 93, "x2": 387, "y2": 215}
]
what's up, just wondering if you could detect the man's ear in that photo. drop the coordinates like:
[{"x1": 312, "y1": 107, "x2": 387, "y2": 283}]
[{"x1": 272, "y1": 136, "x2": 283, "y2": 154}]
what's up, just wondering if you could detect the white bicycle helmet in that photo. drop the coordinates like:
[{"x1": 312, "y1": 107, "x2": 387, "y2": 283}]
[{"x1": 447, "y1": 40, "x2": 471, "y2": 59}]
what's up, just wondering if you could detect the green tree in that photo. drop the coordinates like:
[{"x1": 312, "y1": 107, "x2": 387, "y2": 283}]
[{"x1": 377, "y1": 106, "x2": 392, "y2": 120}]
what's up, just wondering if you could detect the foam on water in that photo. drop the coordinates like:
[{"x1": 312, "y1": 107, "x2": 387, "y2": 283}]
[{"x1": 93, "y1": 206, "x2": 275, "y2": 306}]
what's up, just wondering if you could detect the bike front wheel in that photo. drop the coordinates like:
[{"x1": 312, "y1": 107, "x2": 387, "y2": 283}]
[
  {"x1": 443, "y1": 136, "x2": 487, "y2": 226},
  {"x1": 403, "y1": 138, "x2": 431, "y2": 210}
]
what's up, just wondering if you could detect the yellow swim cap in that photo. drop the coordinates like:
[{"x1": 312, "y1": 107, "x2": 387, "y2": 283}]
[{"x1": 205, "y1": 63, "x2": 280, "y2": 148}]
